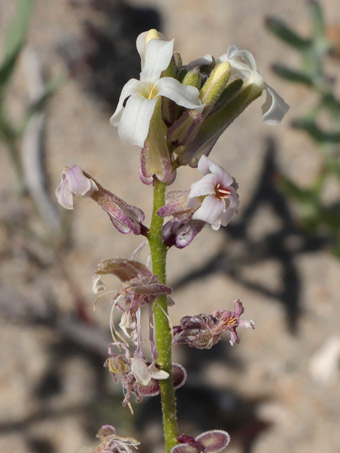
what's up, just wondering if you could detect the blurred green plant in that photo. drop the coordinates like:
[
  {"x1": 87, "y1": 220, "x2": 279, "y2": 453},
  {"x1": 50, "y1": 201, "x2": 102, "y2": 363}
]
[
  {"x1": 0, "y1": 0, "x2": 65, "y2": 242},
  {"x1": 266, "y1": 0, "x2": 340, "y2": 255}
]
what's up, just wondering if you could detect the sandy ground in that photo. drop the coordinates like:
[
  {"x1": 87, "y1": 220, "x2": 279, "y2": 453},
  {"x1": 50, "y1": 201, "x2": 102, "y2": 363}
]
[{"x1": 1, "y1": 0, "x2": 340, "y2": 452}]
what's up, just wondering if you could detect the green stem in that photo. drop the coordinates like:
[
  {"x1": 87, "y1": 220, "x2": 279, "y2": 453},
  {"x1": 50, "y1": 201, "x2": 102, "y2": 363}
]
[{"x1": 147, "y1": 179, "x2": 178, "y2": 452}]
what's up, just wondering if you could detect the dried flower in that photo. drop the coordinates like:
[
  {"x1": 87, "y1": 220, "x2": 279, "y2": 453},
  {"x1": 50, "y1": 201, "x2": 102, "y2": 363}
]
[
  {"x1": 95, "y1": 425, "x2": 140, "y2": 453},
  {"x1": 173, "y1": 300, "x2": 254, "y2": 348}
]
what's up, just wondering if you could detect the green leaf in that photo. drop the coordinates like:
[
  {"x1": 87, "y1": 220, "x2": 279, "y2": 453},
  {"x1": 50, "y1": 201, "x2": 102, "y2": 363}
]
[
  {"x1": 18, "y1": 73, "x2": 64, "y2": 135},
  {"x1": 308, "y1": 0, "x2": 325, "y2": 39},
  {"x1": 265, "y1": 16, "x2": 311, "y2": 50},
  {"x1": 0, "y1": 0, "x2": 34, "y2": 96},
  {"x1": 292, "y1": 118, "x2": 340, "y2": 144},
  {"x1": 272, "y1": 64, "x2": 315, "y2": 86}
]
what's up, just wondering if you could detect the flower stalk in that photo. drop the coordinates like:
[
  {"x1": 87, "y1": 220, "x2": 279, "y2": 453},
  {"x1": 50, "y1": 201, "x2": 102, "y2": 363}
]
[{"x1": 147, "y1": 179, "x2": 178, "y2": 452}]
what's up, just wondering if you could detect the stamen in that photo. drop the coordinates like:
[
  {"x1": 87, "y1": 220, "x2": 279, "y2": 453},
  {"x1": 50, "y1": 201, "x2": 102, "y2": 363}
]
[{"x1": 215, "y1": 183, "x2": 231, "y2": 199}]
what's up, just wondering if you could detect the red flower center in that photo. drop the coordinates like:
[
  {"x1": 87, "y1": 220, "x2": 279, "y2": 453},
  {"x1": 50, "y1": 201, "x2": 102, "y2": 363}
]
[{"x1": 215, "y1": 183, "x2": 230, "y2": 199}]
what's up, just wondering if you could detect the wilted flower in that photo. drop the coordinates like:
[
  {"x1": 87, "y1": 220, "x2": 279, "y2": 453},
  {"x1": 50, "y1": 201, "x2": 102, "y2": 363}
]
[
  {"x1": 92, "y1": 257, "x2": 172, "y2": 342},
  {"x1": 171, "y1": 430, "x2": 230, "y2": 453},
  {"x1": 105, "y1": 343, "x2": 186, "y2": 406},
  {"x1": 187, "y1": 156, "x2": 239, "y2": 230},
  {"x1": 55, "y1": 166, "x2": 146, "y2": 235},
  {"x1": 95, "y1": 424, "x2": 140, "y2": 453},
  {"x1": 173, "y1": 300, "x2": 254, "y2": 349},
  {"x1": 110, "y1": 30, "x2": 203, "y2": 148}
]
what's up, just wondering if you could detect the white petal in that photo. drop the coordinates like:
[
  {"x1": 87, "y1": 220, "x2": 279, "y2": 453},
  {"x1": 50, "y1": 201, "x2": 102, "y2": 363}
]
[
  {"x1": 157, "y1": 77, "x2": 203, "y2": 111},
  {"x1": 141, "y1": 38, "x2": 174, "y2": 83},
  {"x1": 148, "y1": 363, "x2": 169, "y2": 380},
  {"x1": 118, "y1": 95, "x2": 157, "y2": 147},
  {"x1": 67, "y1": 166, "x2": 95, "y2": 196},
  {"x1": 55, "y1": 177, "x2": 74, "y2": 210},
  {"x1": 136, "y1": 31, "x2": 148, "y2": 68},
  {"x1": 131, "y1": 358, "x2": 151, "y2": 386},
  {"x1": 218, "y1": 46, "x2": 259, "y2": 82},
  {"x1": 262, "y1": 83, "x2": 289, "y2": 125},
  {"x1": 188, "y1": 173, "x2": 217, "y2": 199},
  {"x1": 192, "y1": 195, "x2": 225, "y2": 229},
  {"x1": 198, "y1": 155, "x2": 233, "y2": 186},
  {"x1": 110, "y1": 78, "x2": 141, "y2": 126}
]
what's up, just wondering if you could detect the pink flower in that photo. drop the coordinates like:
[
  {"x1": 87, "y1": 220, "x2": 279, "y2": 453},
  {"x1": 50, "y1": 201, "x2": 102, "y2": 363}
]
[{"x1": 187, "y1": 156, "x2": 239, "y2": 230}]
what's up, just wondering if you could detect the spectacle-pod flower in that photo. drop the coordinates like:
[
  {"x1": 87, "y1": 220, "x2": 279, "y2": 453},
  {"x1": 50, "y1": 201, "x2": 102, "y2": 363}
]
[
  {"x1": 218, "y1": 45, "x2": 289, "y2": 125},
  {"x1": 110, "y1": 30, "x2": 203, "y2": 148},
  {"x1": 187, "y1": 156, "x2": 239, "y2": 231}
]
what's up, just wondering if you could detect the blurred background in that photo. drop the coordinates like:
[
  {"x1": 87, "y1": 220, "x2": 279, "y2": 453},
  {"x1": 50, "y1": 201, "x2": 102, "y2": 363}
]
[{"x1": 1, "y1": 0, "x2": 340, "y2": 452}]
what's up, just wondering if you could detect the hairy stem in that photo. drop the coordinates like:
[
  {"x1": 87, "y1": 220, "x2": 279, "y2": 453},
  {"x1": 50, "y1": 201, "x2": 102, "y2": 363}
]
[{"x1": 147, "y1": 179, "x2": 178, "y2": 452}]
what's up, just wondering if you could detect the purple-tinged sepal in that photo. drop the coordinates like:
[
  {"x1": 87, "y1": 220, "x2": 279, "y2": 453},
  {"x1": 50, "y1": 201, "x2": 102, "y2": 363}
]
[
  {"x1": 55, "y1": 165, "x2": 147, "y2": 235},
  {"x1": 158, "y1": 190, "x2": 205, "y2": 249},
  {"x1": 162, "y1": 218, "x2": 205, "y2": 249},
  {"x1": 140, "y1": 99, "x2": 173, "y2": 184},
  {"x1": 171, "y1": 429, "x2": 230, "y2": 453}
]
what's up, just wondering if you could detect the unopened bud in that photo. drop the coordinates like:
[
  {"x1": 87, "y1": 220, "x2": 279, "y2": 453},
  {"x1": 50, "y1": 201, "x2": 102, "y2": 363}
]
[
  {"x1": 145, "y1": 28, "x2": 161, "y2": 44},
  {"x1": 200, "y1": 61, "x2": 231, "y2": 107},
  {"x1": 182, "y1": 67, "x2": 202, "y2": 90}
]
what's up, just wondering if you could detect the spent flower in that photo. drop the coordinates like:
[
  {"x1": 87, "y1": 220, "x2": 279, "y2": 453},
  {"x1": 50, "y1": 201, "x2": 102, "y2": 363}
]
[
  {"x1": 95, "y1": 425, "x2": 140, "y2": 453},
  {"x1": 173, "y1": 300, "x2": 255, "y2": 348}
]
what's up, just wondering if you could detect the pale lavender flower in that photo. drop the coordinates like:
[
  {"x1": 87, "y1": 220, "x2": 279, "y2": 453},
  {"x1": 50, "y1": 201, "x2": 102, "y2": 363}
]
[
  {"x1": 95, "y1": 424, "x2": 140, "y2": 453},
  {"x1": 55, "y1": 166, "x2": 146, "y2": 235},
  {"x1": 110, "y1": 30, "x2": 203, "y2": 148},
  {"x1": 187, "y1": 156, "x2": 239, "y2": 231},
  {"x1": 171, "y1": 430, "x2": 230, "y2": 453},
  {"x1": 173, "y1": 300, "x2": 254, "y2": 348}
]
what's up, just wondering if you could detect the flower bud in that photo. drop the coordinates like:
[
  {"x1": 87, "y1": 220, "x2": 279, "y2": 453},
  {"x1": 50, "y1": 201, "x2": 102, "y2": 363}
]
[
  {"x1": 200, "y1": 61, "x2": 231, "y2": 108},
  {"x1": 182, "y1": 67, "x2": 202, "y2": 90}
]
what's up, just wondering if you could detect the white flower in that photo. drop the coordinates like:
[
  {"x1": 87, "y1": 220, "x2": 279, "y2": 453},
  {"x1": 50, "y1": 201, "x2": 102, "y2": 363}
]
[
  {"x1": 110, "y1": 32, "x2": 203, "y2": 147},
  {"x1": 218, "y1": 45, "x2": 289, "y2": 125},
  {"x1": 187, "y1": 155, "x2": 239, "y2": 230}
]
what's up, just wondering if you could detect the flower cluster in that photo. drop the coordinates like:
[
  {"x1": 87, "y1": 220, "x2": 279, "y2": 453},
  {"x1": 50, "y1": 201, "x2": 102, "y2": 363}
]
[{"x1": 110, "y1": 29, "x2": 288, "y2": 181}]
